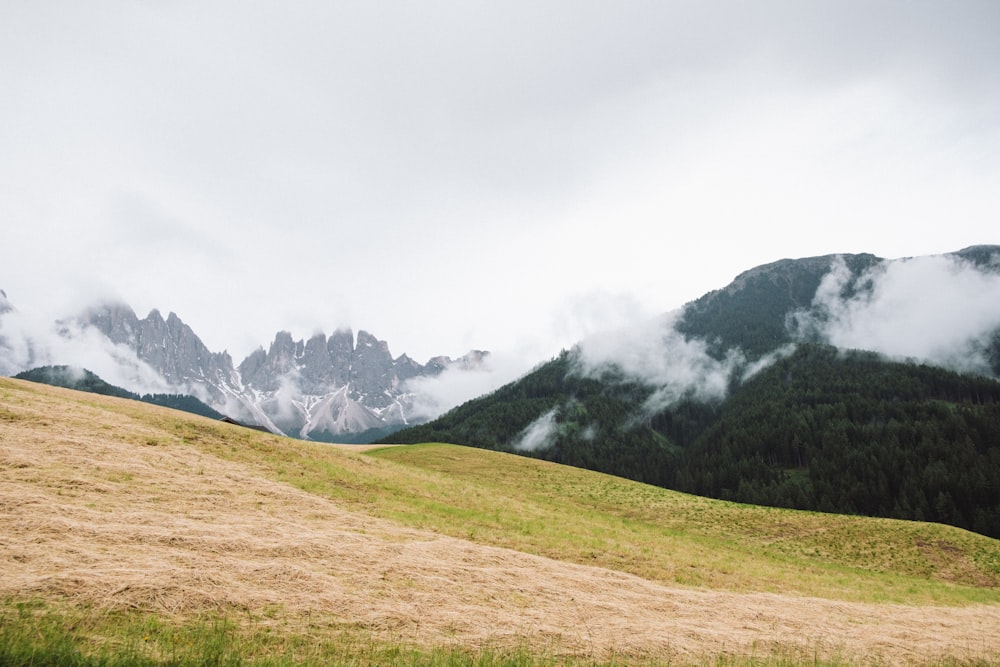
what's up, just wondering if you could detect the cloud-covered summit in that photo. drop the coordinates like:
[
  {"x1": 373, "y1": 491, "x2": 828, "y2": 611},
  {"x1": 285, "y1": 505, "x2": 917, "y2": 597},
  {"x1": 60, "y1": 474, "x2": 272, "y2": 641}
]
[
  {"x1": 569, "y1": 247, "x2": 1000, "y2": 421},
  {"x1": 0, "y1": 295, "x2": 492, "y2": 442},
  {"x1": 789, "y1": 249, "x2": 1000, "y2": 376}
]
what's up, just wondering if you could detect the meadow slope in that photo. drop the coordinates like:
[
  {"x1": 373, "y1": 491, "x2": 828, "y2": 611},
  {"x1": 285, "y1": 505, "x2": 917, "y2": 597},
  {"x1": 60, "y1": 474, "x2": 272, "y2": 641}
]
[{"x1": 1, "y1": 377, "x2": 999, "y2": 665}]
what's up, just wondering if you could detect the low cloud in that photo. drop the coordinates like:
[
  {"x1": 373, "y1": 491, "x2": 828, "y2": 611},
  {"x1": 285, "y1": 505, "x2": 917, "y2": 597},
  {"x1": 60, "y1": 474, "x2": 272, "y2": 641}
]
[
  {"x1": 790, "y1": 253, "x2": 1000, "y2": 375},
  {"x1": 511, "y1": 407, "x2": 559, "y2": 452},
  {"x1": 740, "y1": 344, "x2": 798, "y2": 383},
  {"x1": 575, "y1": 312, "x2": 747, "y2": 415},
  {"x1": 0, "y1": 306, "x2": 171, "y2": 393},
  {"x1": 272, "y1": 372, "x2": 304, "y2": 423},
  {"x1": 403, "y1": 350, "x2": 535, "y2": 422}
]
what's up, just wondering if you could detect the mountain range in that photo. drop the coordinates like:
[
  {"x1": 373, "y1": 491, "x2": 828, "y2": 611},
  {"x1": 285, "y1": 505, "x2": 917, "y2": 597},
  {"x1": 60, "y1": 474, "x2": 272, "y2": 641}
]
[
  {"x1": 0, "y1": 297, "x2": 487, "y2": 443},
  {"x1": 385, "y1": 246, "x2": 1000, "y2": 538},
  {"x1": 5, "y1": 246, "x2": 1000, "y2": 536}
]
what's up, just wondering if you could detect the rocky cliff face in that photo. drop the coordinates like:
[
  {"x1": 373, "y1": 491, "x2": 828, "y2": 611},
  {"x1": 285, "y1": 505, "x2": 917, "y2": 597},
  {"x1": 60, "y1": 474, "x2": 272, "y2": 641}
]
[
  {"x1": 75, "y1": 303, "x2": 485, "y2": 441},
  {"x1": 79, "y1": 303, "x2": 241, "y2": 403}
]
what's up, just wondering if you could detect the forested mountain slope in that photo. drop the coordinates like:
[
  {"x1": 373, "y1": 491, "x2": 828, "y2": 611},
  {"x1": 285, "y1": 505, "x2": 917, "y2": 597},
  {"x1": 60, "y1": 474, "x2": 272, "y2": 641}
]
[{"x1": 385, "y1": 248, "x2": 1000, "y2": 537}]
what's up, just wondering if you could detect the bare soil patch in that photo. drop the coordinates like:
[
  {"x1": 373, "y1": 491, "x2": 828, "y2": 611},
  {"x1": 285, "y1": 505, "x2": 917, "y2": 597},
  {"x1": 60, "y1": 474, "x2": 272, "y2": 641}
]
[{"x1": 1, "y1": 382, "x2": 997, "y2": 664}]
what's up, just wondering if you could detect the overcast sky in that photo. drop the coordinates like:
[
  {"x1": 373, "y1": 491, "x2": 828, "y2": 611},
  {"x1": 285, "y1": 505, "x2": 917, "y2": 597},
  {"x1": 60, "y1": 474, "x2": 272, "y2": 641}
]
[{"x1": 2, "y1": 1, "x2": 998, "y2": 368}]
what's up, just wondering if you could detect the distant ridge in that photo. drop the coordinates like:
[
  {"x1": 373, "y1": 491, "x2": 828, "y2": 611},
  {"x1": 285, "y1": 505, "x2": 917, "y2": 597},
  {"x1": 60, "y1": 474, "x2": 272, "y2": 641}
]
[
  {"x1": 75, "y1": 304, "x2": 489, "y2": 441},
  {"x1": 15, "y1": 365, "x2": 226, "y2": 421},
  {"x1": 0, "y1": 295, "x2": 489, "y2": 442}
]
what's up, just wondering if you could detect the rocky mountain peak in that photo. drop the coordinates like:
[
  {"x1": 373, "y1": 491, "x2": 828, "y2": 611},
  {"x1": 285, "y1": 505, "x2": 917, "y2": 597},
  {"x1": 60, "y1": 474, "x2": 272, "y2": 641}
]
[
  {"x1": 11, "y1": 300, "x2": 488, "y2": 442},
  {"x1": 82, "y1": 301, "x2": 142, "y2": 348},
  {"x1": 237, "y1": 347, "x2": 267, "y2": 383},
  {"x1": 297, "y1": 332, "x2": 334, "y2": 392},
  {"x1": 954, "y1": 245, "x2": 1000, "y2": 270},
  {"x1": 456, "y1": 350, "x2": 489, "y2": 369},
  {"x1": 80, "y1": 304, "x2": 237, "y2": 395},
  {"x1": 240, "y1": 331, "x2": 299, "y2": 392},
  {"x1": 349, "y1": 330, "x2": 396, "y2": 406},
  {"x1": 423, "y1": 350, "x2": 489, "y2": 376}
]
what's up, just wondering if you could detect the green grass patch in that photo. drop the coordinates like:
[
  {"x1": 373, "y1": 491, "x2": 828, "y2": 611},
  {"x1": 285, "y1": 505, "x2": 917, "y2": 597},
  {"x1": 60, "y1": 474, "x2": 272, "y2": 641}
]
[
  {"x1": 0, "y1": 599, "x2": 568, "y2": 667},
  {"x1": 0, "y1": 598, "x2": 891, "y2": 667},
  {"x1": 364, "y1": 444, "x2": 1000, "y2": 603}
]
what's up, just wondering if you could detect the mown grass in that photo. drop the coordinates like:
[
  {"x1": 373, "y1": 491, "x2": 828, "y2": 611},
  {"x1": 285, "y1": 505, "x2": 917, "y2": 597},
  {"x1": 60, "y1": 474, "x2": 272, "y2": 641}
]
[
  {"x1": 0, "y1": 598, "x2": 877, "y2": 667},
  {"x1": 3, "y1": 378, "x2": 1000, "y2": 667},
  {"x1": 176, "y1": 427, "x2": 1000, "y2": 605},
  {"x1": 58, "y1": 378, "x2": 1000, "y2": 606}
]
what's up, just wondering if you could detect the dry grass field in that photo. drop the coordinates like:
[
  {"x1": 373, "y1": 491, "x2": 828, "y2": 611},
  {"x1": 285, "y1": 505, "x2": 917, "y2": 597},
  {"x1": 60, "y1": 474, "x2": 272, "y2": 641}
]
[{"x1": 1, "y1": 377, "x2": 999, "y2": 665}]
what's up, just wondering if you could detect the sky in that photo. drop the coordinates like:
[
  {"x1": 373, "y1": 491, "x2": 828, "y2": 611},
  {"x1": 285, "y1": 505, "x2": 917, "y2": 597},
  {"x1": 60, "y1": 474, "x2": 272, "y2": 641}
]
[{"x1": 2, "y1": 1, "x2": 999, "y2": 371}]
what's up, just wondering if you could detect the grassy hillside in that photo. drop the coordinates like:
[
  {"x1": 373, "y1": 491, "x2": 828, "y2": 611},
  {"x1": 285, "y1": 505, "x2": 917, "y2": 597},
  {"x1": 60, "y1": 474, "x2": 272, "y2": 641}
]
[{"x1": 1, "y1": 377, "x2": 999, "y2": 666}]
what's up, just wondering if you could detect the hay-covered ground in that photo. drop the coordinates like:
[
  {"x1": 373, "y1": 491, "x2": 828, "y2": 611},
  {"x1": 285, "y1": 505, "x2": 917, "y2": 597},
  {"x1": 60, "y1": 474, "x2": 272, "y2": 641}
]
[{"x1": 1, "y1": 378, "x2": 998, "y2": 664}]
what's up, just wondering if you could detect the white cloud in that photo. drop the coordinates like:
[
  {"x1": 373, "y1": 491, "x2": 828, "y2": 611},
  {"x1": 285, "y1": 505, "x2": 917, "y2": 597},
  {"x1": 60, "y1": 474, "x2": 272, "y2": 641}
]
[
  {"x1": 1, "y1": 1, "x2": 998, "y2": 371},
  {"x1": 791, "y1": 253, "x2": 1000, "y2": 374},
  {"x1": 512, "y1": 407, "x2": 560, "y2": 453},
  {"x1": 403, "y1": 351, "x2": 534, "y2": 422},
  {"x1": 575, "y1": 313, "x2": 747, "y2": 415},
  {"x1": 0, "y1": 308, "x2": 171, "y2": 394}
]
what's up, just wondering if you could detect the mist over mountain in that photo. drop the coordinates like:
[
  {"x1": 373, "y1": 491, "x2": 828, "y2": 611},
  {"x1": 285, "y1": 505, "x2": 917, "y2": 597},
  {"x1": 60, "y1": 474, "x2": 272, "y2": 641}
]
[
  {"x1": 387, "y1": 246, "x2": 1000, "y2": 537},
  {"x1": 77, "y1": 302, "x2": 240, "y2": 401},
  {"x1": 0, "y1": 297, "x2": 489, "y2": 442},
  {"x1": 13, "y1": 365, "x2": 225, "y2": 421}
]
